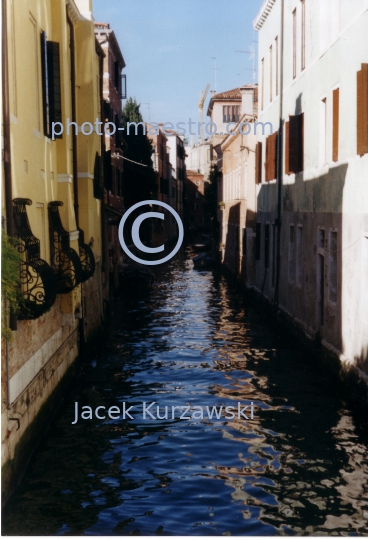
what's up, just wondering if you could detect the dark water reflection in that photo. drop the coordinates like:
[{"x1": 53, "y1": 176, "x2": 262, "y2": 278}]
[{"x1": 3, "y1": 254, "x2": 368, "y2": 535}]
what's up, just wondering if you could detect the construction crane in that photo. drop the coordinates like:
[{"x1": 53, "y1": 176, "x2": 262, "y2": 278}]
[{"x1": 198, "y1": 83, "x2": 210, "y2": 143}]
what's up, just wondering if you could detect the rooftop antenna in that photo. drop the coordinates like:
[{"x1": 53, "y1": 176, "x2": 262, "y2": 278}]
[
  {"x1": 141, "y1": 102, "x2": 151, "y2": 120},
  {"x1": 199, "y1": 84, "x2": 210, "y2": 143},
  {"x1": 210, "y1": 57, "x2": 218, "y2": 92},
  {"x1": 235, "y1": 46, "x2": 257, "y2": 82}
]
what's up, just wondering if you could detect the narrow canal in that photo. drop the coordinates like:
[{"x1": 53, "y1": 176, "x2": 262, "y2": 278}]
[{"x1": 3, "y1": 252, "x2": 368, "y2": 535}]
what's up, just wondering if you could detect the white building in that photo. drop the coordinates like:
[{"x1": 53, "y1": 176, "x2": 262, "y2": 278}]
[
  {"x1": 219, "y1": 85, "x2": 258, "y2": 281},
  {"x1": 253, "y1": 0, "x2": 368, "y2": 378},
  {"x1": 184, "y1": 141, "x2": 212, "y2": 183}
]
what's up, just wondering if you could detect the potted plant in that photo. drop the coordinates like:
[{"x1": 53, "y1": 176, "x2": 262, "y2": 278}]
[{"x1": 218, "y1": 201, "x2": 225, "y2": 209}]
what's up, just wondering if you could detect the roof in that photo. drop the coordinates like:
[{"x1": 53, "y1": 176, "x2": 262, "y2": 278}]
[
  {"x1": 207, "y1": 84, "x2": 258, "y2": 115},
  {"x1": 186, "y1": 170, "x2": 204, "y2": 177},
  {"x1": 253, "y1": 0, "x2": 277, "y2": 31},
  {"x1": 94, "y1": 23, "x2": 126, "y2": 69},
  {"x1": 213, "y1": 87, "x2": 242, "y2": 100}
]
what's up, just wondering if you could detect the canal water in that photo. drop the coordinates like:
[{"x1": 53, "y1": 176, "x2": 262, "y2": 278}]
[{"x1": 3, "y1": 252, "x2": 368, "y2": 535}]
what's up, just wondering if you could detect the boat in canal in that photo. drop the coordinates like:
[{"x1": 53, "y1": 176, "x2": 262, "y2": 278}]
[
  {"x1": 192, "y1": 251, "x2": 214, "y2": 269},
  {"x1": 119, "y1": 261, "x2": 154, "y2": 292}
]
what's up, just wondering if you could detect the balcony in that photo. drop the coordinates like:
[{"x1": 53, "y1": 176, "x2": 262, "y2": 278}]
[
  {"x1": 12, "y1": 198, "x2": 56, "y2": 319},
  {"x1": 48, "y1": 201, "x2": 82, "y2": 293},
  {"x1": 78, "y1": 228, "x2": 95, "y2": 282}
]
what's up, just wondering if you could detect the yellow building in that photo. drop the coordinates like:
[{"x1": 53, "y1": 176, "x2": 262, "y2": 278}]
[{"x1": 2, "y1": 0, "x2": 107, "y2": 500}]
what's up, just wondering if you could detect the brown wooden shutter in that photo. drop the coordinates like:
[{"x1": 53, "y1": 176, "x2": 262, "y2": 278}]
[
  {"x1": 332, "y1": 89, "x2": 339, "y2": 161},
  {"x1": 265, "y1": 132, "x2": 278, "y2": 181},
  {"x1": 40, "y1": 31, "x2": 50, "y2": 137},
  {"x1": 289, "y1": 115, "x2": 299, "y2": 173},
  {"x1": 255, "y1": 142, "x2": 262, "y2": 184},
  {"x1": 357, "y1": 63, "x2": 368, "y2": 156},
  {"x1": 271, "y1": 132, "x2": 278, "y2": 180},
  {"x1": 285, "y1": 120, "x2": 290, "y2": 174},
  {"x1": 47, "y1": 41, "x2": 62, "y2": 130},
  {"x1": 265, "y1": 136, "x2": 270, "y2": 181}
]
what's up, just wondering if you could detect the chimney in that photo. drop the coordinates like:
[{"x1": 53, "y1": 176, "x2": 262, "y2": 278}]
[{"x1": 240, "y1": 86, "x2": 254, "y2": 117}]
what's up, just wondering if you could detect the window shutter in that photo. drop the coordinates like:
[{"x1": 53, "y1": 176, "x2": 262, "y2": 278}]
[
  {"x1": 288, "y1": 114, "x2": 303, "y2": 173},
  {"x1": 266, "y1": 132, "x2": 278, "y2": 181},
  {"x1": 332, "y1": 88, "x2": 339, "y2": 162},
  {"x1": 289, "y1": 115, "x2": 299, "y2": 173},
  {"x1": 93, "y1": 152, "x2": 101, "y2": 199},
  {"x1": 255, "y1": 142, "x2": 262, "y2": 184},
  {"x1": 40, "y1": 31, "x2": 50, "y2": 137},
  {"x1": 47, "y1": 41, "x2": 62, "y2": 133},
  {"x1": 357, "y1": 63, "x2": 368, "y2": 156},
  {"x1": 285, "y1": 120, "x2": 290, "y2": 174},
  {"x1": 265, "y1": 136, "x2": 270, "y2": 181}
]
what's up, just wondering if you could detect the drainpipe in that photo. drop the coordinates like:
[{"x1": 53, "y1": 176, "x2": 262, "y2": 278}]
[{"x1": 274, "y1": 0, "x2": 284, "y2": 307}]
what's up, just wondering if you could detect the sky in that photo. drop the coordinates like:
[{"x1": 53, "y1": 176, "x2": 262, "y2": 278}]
[{"x1": 93, "y1": 0, "x2": 263, "y2": 140}]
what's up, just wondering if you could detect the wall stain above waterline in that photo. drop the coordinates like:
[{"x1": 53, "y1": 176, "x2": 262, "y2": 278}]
[{"x1": 2, "y1": 256, "x2": 368, "y2": 535}]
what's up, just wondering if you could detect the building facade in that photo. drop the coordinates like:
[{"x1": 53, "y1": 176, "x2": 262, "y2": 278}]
[
  {"x1": 186, "y1": 170, "x2": 205, "y2": 230},
  {"x1": 150, "y1": 124, "x2": 176, "y2": 244},
  {"x1": 220, "y1": 85, "x2": 258, "y2": 281},
  {"x1": 253, "y1": 0, "x2": 368, "y2": 376},
  {"x1": 2, "y1": 0, "x2": 105, "y2": 499},
  {"x1": 94, "y1": 22, "x2": 126, "y2": 289}
]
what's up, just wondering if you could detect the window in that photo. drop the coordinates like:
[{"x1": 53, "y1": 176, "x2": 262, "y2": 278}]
[
  {"x1": 317, "y1": 228, "x2": 325, "y2": 325},
  {"x1": 321, "y1": 97, "x2": 327, "y2": 165},
  {"x1": 223, "y1": 105, "x2": 227, "y2": 123},
  {"x1": 275, "y1": 36, "x2": 279, "y2": 97},
  {"x1": 288, "y1": 225, "x2": 295, "y2": 283},
  {"x1": 301, "y1": 0, "x2": 305, "y2": 71},
  {"x1": 160, "y1": 177, "x2": 169, "y2": 195},
  {"x1": 40, "y1": 31, "x2": 62, "y2": 138},
  {"x1": 329, "y1": 231, "x2": 337, "y2": 303},
  {"x1": 114, "y1": 61, "x2": 120, "y2": 94},
  {"x1": 271, "y1": 223, "x2": 277, "y2": 286},
  {"x1": 292, "y1": 8, "x2": 297, "y2": 79},
  {"x1": 265, "y1": 132, "x2": 278, "y2": 181},
  {"x1": 255, "y1": 223, "x2": 261, "y2": 261},
  {"x1": 265, "y1": 223, "x2": 270, "y2": 268},
  {"x1": 332, "y1": 88, "x2": 339, "y2": 162},
  {"x1": 261, "y1": 58, "x2": 264, "y2": 110},
  {"x1": 296, "y1": 225, "x2": 303, "y2": 286},
  {"x1": 357, "y1": 63, "x2": 368, "y2": 156},
  {"x1": 255, "y1": 142, "x2": 262, "y2": 184},
  {"x1": 285, "y1": 113, "x2": 304, "y2": 174},
  {"x1": 269, "y1": 45, "x2": 273, "y2": 102}
]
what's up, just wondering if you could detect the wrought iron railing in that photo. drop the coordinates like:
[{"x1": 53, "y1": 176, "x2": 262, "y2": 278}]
[
  {"x1": 48, "y1": 201, "x2": 82, "y2": 293},
  {"x1": 78, "y1": 227, "x2": 95, "y2": 282},
  {"x1": 12, "y1": 198, "x2": 57, "y2": 319}
]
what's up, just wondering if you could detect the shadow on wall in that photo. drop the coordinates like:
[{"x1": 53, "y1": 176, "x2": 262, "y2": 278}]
[
  {"x1": 223, "y1": 202, "x2": 241, "y2": 274},
  {"x1": 257, "y1": 158, "x2": 352, "y2": 366},
  {"x1": 186, "y1": 178, "x2": 205, "y2": 231}
]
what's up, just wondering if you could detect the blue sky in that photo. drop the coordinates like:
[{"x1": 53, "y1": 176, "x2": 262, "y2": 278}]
[{"x1": 93, "y1": 0, "x2": 263, "y2": 137}]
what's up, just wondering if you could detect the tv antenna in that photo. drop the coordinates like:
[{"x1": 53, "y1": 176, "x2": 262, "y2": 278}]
[
  {"x1": 235, "y1": 46, "x2": 257, "y2": 82},
  {"x1": 210, "y1": 57, "x2": 218, "y2": 92},
  {"x1": 141, "y1": 103, "x2": 151, "y2": 120}
]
